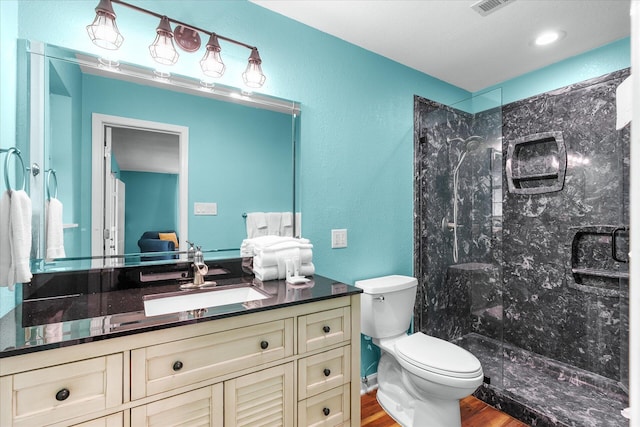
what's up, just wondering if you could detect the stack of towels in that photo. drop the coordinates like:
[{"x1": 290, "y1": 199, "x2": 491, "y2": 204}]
[
  {"x1": 0, "y1": 190, "x2": 32, "y2": 289},
  {"x1": 241, "y1": 235, "x2": 314, "y2": 281}
]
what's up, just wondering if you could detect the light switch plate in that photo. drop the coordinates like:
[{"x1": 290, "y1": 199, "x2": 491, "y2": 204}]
[
  {"x1": 194, "y1": 202, "x2": 217, "y2": 215},
  {"x1": 331, "y1": 229, "x2": 347, "y2": 248}
]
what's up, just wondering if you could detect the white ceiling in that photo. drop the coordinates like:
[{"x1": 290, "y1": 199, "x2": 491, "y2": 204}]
[
  {"x1": 111, "y1": 127, "x2": 180, "y2": 174},
  {"x1": 250, "y1": 0, "x2": 631, "y2": 92}
]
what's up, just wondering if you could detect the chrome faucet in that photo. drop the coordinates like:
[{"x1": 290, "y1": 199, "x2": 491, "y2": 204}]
[{"x1": 192, "y1": 245, "x2": 207, "y2": 286}]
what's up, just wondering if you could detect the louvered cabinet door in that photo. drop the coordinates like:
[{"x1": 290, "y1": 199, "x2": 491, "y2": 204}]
[
  {"x1": 224, "y1": 363, "x2": 294, "y2": 427},
  {"x1": 131, "y1": 384, "x2": 223, "y2": 427}
]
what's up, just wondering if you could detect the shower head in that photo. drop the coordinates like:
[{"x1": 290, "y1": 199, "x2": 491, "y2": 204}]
[
  {"x1": 447, "y1": 135, "x2": 485, "y2": 152},
  {"x1": 464, "y1": 135, "x2": 484, "y2": 151}
]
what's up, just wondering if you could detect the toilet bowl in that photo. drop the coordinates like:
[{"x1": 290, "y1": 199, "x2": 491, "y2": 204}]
[{"x1": 355, "y1": 275, "x2": 483, "y2": 427}]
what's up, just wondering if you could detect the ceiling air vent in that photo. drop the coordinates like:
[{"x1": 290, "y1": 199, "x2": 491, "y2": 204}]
[{"x1": 471, "y1": 0, "x2": 516, "y2": 16}]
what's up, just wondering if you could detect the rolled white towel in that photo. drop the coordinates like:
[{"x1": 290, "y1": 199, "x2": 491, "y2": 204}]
[
  {"x1": 8, "y1": 190, "x2": 32, "y2": 284},
  {"x1": 0, "y1": 191, "x2": 12, "y2": 288},
  {"x1": 46, "y1": 197, "x2": 66, "y2": 260}
]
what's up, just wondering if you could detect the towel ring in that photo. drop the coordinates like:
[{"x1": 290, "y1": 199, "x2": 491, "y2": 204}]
[
  {"x1": 46, "y1": 169, "x2": 58, "y2": 200},
  {"x1": 1, "y1": 147, "x2": 27, "y2": 192}
]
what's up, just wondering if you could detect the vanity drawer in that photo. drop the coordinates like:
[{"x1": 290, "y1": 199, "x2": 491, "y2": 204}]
[
  {"x1": 298, "y1": 307, "x2": 351, "y2": 353},
  {"x1": 131, "y1": 318, "x2": 294, "y2": 398},
  {"x1": 298, "y1": 346, "x2": 351, "y2": 400},
  {"x1": 298, "y1": 384, "x2": 350, "y2": 427},
  {"x1": 2, "y1": 354, "x2": 123, "y2": 427},
  {"x1": 73, "y1": 412, "x2": 124, "y2": 427}
]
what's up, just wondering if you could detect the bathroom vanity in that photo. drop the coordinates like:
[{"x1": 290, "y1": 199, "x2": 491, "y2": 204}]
[{"x1": 0, "y1": 260, "x2": 362, "y2": 426}]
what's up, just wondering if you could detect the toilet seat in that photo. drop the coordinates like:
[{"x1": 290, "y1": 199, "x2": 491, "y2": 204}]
[{"x1": 395, "y1": 332, "x2": 482, "y2": 379}]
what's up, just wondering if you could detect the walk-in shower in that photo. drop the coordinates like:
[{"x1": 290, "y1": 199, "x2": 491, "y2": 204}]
[{"x1": 415, "y1": 69, "x2": 630, "y2": 427}]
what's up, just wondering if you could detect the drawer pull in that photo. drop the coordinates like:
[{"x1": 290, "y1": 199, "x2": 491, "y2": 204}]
[
  {"x1": 323, "y1": 407, "x2": 331, "y2": 416},
  {"x1": 55, "y1": 388, "x2": 70, "y2": 401},
  {"x1": 323, "y1": 368, "x2": 331, "y2": 377},
  {"x1": 322, "y1": 325, "x2": 331, "y2": 333},
  {"x1": 260, "y1": 340, "x2": 269, "y2": 350},
  {"x1": 173, "y1": 361, "x2": 184, "y2": 371}
]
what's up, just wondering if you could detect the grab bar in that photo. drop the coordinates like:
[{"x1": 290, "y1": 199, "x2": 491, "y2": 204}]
[
  {"x1": 46, "y1": 169, "x2": 58, "y2": 200},
  {"x1": 0, "y1": 147, "x2": 27, "y2": 192},
  {"x1": 611, "y1": 226, "x2": 629, "y2": 263}
]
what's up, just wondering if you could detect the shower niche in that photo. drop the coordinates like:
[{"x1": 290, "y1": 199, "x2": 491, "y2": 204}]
[{"x1": 505, "y1": 131, "x2": 567, "y2": 194}]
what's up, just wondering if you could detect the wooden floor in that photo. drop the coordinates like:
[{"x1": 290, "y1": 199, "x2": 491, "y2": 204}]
[{"x1": 361, "y1": 390, "x2": 529, "y2": 427}]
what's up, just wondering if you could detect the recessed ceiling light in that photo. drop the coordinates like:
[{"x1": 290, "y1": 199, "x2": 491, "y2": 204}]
[{"x1": 534, "y1": 30, "x2": 566, "y2": 46}]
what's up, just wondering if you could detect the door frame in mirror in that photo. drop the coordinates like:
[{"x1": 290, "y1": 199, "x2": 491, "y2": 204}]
[{"x1": 91, "y1": 113, "x2": 189, "y2": 258}]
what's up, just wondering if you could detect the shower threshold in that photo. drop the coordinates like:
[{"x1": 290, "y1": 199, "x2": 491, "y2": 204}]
[{"x1": 456, "y1": 333, "x2": 629, "y2": 427}]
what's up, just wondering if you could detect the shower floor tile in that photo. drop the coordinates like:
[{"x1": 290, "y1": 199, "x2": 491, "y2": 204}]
[{"x1": 457, "y1": 333, "x2": 629, "y2": 427}]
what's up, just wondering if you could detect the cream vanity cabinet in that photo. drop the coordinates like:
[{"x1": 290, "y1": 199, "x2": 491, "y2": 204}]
[{"x1": 0, "y1": 295, "x2": 360, "y2": 426}]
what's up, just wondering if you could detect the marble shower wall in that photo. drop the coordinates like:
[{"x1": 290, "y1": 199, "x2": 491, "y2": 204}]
[{"x1": 414, "y1": 68, "x2": 630, "y2": 383}]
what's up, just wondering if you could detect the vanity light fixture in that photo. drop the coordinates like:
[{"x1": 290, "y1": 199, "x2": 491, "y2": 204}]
[
  {"x1": 86, "y1": 0, "x2": 266, "y2": 88},
  {"x1": 86, "y1": 0, "x2": 124, "y2": 50}
]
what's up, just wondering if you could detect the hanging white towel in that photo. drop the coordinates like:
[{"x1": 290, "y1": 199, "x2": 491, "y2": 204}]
[
  {"x1": 266, "y1": 212, "x2": 282, "y2": 235},
  {"x1": 46, "y1": 197, "x2": 66, "y2": 260},
  {"x1": 8, "y1": 190, "x2": 32, "y2": 284},
  {"x1": 616, "y1": 75, "x2": 633, "y2": 130},
  {"x1": 0, "y1": 191, "x2": 12, "y2": 288},
  {"x1": 281, "y1": 212, "x2": 293, "y2": 237},
  {"x1": 245, "y1": 212, "x2": 268, "y2": 238}
]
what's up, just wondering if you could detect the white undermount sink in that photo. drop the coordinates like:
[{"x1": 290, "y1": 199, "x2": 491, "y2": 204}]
[{"x1": 143, "y1": 285, "x2": 270, "y2": 317}]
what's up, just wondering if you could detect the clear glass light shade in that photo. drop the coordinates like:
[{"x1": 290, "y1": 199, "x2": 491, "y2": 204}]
[
  {"x1": 200, "y1": 50, "x2": 225, "y2": 78},
  {"x1": 242, "y1": 49, "x2": 266, "y2": 88},
  {"x1": 149, "y1": 16, "x2": 179, "y2": 65},
  {"x1": 86, "y1": 11, "x2": 124, "y2": 50}
]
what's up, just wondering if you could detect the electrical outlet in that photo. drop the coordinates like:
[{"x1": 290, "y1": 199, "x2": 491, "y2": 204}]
[
  {"x1": 331, "y1": 229, "x2": 347, "y2": 248},
  {"x1": 194, "y1": 202, "x2": 217, "y2": 215}
]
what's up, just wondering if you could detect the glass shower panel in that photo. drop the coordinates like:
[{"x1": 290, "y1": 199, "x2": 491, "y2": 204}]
[{"x1": 415, "y1": 88, "x2": 503, "y2": 389}]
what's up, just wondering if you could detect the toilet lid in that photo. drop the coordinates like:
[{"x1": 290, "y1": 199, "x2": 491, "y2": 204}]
[{"x1": 395, "y1": 333, "x2": 482, "y2": 379}]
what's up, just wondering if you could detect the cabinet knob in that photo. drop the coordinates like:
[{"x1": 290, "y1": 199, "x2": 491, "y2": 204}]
[
  {"x1": 323, "y1": 407, "x2": 331, "y2": 416},
  {"x1": 322, "y1": 325, "x2": 331, "y2": 333},
  {"x1": 55, "y1": 388, "x2": 70, "y2": 401},
  {"x1": 173, "y1": 361, "x2": 184, "y2": 371},
  {"x1": 323, "y1": 368, "x2": 331, "y2": 377},
  {"x1": 260, "y1": 340, "x2": 269, "y2": 350}
]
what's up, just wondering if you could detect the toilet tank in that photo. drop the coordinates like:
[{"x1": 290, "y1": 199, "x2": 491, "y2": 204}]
[{"x1": 354, "y1": 275, "x2": 418, "y2": 339}]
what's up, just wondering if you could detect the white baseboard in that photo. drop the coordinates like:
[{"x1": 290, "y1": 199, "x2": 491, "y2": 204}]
[{"x1": 360, "y1": 373, "x2": 379, "y2": 395}]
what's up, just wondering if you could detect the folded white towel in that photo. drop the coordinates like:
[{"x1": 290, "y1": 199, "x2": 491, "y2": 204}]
[
  {"x1": 46, "y1": 197, "x2": 66, "y2": 260},
  {"x1": 8, "y1": 190, "x2": 32, "y2": 284},
  {"x1": 0, "y1": 191, "x2": 12, "y2": 288},
  {"x1": 253, "y1": 263, "x2": 315, "y2": 282},
  {"x1": 241, "y1": 236, "x2": 311, "y2": 256},
  {"x1": 246, "y1": 212, "x2": 268, "y2": 238},
  {"x1": 253, "y1": 247, "x2": 313, "y2": 268}
]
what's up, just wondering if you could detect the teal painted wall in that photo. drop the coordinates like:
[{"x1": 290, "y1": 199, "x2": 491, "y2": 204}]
[
  {"x1": 120, "y1": 171, "x2": 179, "y2": 254},
  {"x1": 2, "y1": 1, "x2": 631, "y2": 374}
]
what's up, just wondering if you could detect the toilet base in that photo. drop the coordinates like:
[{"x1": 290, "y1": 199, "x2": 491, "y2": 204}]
[
  {"x1": 377, "y1": 386, "x2": 461, "y2": 427},
  {"x1": 376, "y1": 352, "x2": 464, "y2": 427}
]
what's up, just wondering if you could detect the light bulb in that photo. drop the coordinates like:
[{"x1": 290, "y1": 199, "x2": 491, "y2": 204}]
[
  {"x1": 149, "y1": 16, "x2": 179, "y2": 65},
  {"x1": 242, "y1": 48, "x2": 266, "y2": 89},
  {"x1": 200, "y1": 34, "x2": 226, "y2": 78},
  {"x1": 86, "y1": 0, "x2": 123, "y2": 50}
]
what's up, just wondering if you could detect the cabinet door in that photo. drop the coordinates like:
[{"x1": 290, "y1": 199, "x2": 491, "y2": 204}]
[
  {"x1": 224, "y1": 363, "x2": 294, "y2": 427},
  {"x1": 2, "y1": 354, "x2": 122, "y2": 427},
  {"x1": 298, "y1": 307, "x2": 351, "y2": 353},
  {"x1": 131, "y1": 384, "x2": 223, "y2": 427},
  {"x1": 72, "y1": 412, "x2": 124, "y2": 427}
]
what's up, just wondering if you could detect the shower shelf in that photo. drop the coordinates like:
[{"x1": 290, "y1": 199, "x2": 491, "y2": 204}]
[
  {"x1": 570, "y1": 268, "x2": 629, "y2": 280},
  {"x1": 505, "y1": 131, "x2": 567, "y2": 195},
  {"x1": 565, "y1": 225, "x2": 629, "y2": 297}
]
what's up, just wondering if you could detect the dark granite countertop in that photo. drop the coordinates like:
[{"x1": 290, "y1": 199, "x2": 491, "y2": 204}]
[{"x1": 0, "y1": 259, "x2": 361, "y2": 358}]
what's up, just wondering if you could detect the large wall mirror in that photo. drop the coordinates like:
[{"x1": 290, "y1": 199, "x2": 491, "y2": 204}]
[{"x1": 18, "y1": 40, "x2": 301, "y2": 273}]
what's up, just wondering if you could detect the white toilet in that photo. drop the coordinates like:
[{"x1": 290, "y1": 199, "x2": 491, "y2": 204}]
[{"x1": 355, "y1": 275, "x2": 483, "y2": 427}]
